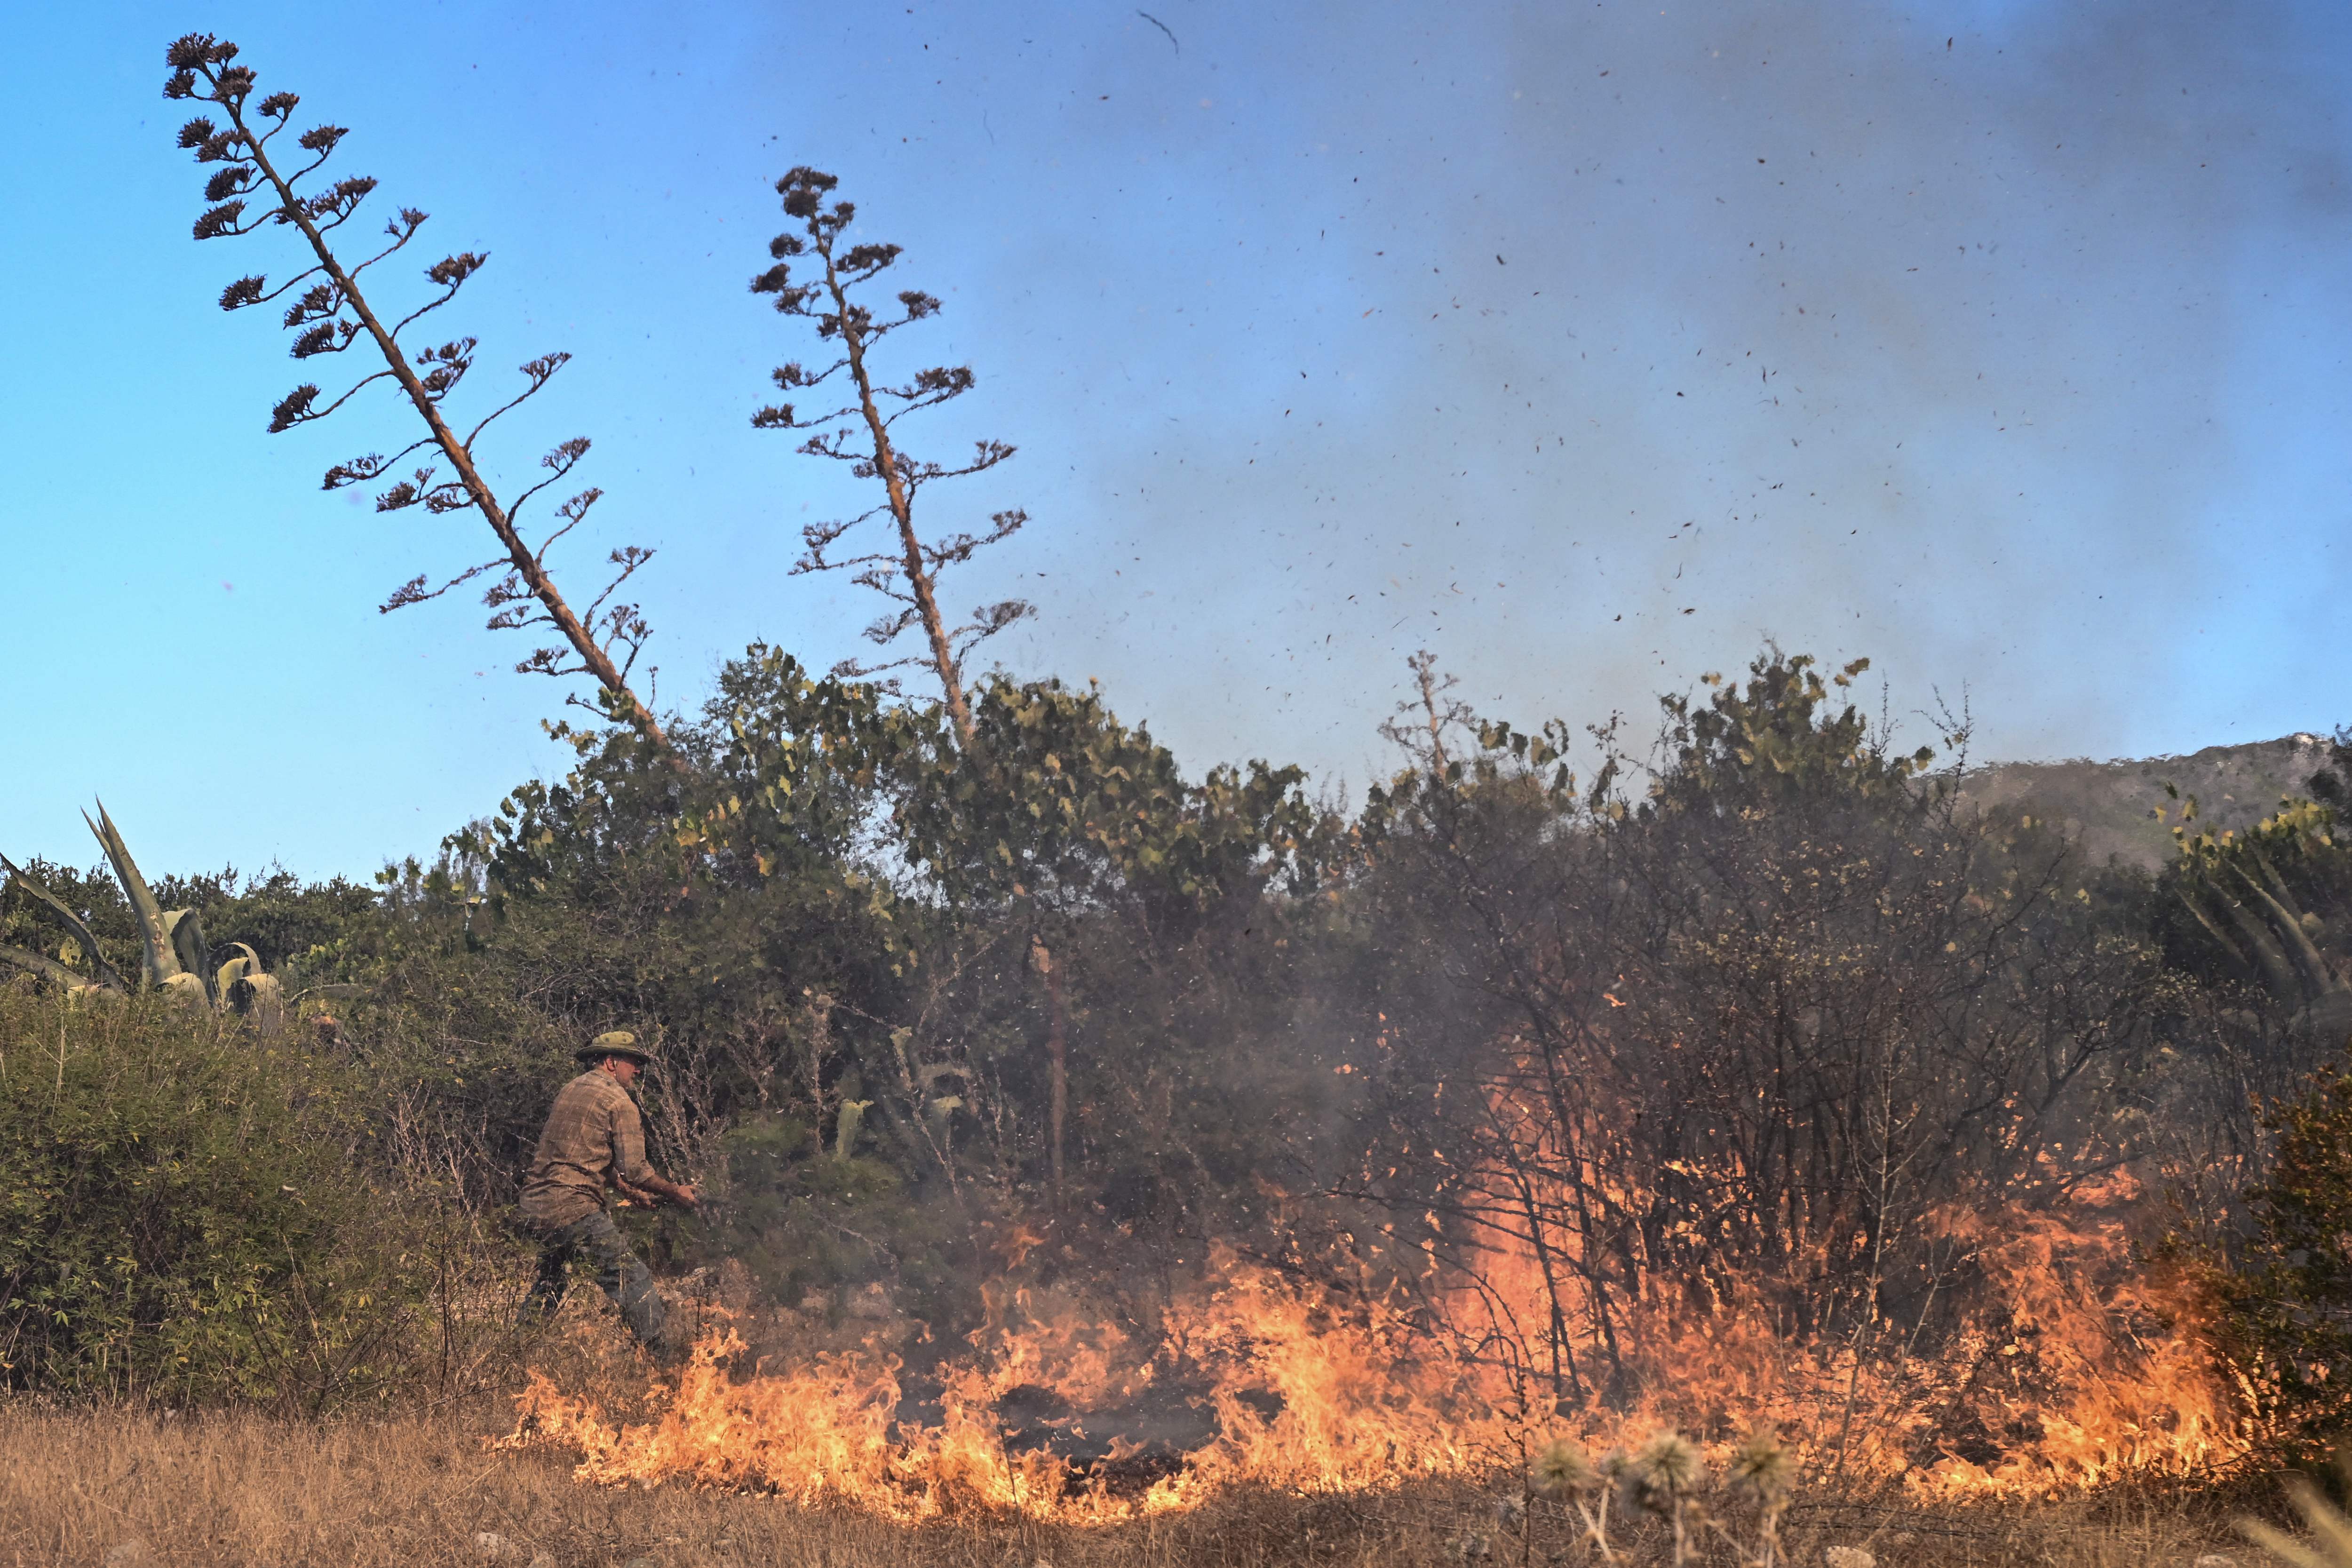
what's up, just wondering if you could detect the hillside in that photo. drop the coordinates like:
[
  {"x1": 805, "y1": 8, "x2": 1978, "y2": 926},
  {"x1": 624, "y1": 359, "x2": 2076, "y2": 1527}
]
[{"x1": 1961, "y1": 731, "x2": 2334, "y2": 871}]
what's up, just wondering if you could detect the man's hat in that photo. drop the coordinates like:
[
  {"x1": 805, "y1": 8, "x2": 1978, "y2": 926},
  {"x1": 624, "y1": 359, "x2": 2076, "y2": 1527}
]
[{"x1": 577, "y1": 1029, "x2": 656, "y2": 1067}]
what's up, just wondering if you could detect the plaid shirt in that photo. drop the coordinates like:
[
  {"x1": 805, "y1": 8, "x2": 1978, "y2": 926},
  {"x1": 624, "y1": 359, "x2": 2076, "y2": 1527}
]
[{"x1": 519, "y1": 1069, "x2": 656, "y2": 1226}]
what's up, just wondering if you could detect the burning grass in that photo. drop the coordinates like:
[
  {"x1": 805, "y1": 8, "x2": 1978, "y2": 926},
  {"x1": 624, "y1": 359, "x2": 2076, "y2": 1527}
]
[
  {"x1": 501, "y1": 1253, "x2": 1518, "y2": 1522},
  {"x1": 494, "y1": 1183, "x2": 2259, "y2": 1531},
  {"x1": 0, "y1": 1154, "x2": 2288, "y2": 1564},
  {"x1": 0, "y1": 1401, "x2": 2265, "y2": 1568}
]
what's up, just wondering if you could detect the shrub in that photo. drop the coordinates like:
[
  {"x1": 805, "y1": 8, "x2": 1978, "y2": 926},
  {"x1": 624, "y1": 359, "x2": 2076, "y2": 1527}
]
[
  {"x1": 707, "y1": 1110, "x2": 969, "y2": 1327},
  {"x1": 2212, "y1": 1041, "x2": 2352, "y2": 1451},
  {"x1": 0, "y1": 985, "x2": 429, "y2": 1407}
]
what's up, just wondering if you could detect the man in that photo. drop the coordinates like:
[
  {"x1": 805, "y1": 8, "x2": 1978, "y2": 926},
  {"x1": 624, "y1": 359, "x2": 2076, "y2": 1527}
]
[{"x1": 517, "y1": 1031, "x2": 699, "y2": 1350}]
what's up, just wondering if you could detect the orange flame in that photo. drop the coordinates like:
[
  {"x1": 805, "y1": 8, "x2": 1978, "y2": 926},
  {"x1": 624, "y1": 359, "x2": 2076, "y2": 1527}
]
[
  {"x1": 501, "y1": 1190, "x2": 2255, "y2": 1517},
  {"x1": 503, "y1": 1249, "x2": 1517, "y2": 1521}
]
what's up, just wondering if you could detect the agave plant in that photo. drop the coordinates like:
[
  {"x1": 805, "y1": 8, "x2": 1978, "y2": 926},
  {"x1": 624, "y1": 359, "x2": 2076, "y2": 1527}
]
[
  {"x1": 1722, "y1": 1429, "x2": 1798, "y2": 1568},
  {"x1": 1529, "y1": 1428, "x2": 1796, "y2": 1568},
  {"x1": 0, "y1": 802, "x2": 336, "y2": 1035},
  {"x1": 1625, "y1": 1431, "x2": 1708, "y2": 1567}
]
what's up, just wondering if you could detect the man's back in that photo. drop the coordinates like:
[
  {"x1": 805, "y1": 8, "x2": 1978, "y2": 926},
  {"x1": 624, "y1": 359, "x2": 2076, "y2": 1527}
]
[{"x1": 519, "y1": 1069, "x2": 652, "y2": 1226}]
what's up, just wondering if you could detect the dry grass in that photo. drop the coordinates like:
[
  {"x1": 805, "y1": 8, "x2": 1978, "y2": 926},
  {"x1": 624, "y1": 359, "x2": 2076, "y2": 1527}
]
[
  {"x1": 0, "y1": 1398, "x2": 2272, "y2": 1568},
  {"x1": 0, "y1": 1291, "x2": 2279, "y2": 1568},
  {"x1": 0, "y1": 1282, "x2": 2278, "y2": 1567}
]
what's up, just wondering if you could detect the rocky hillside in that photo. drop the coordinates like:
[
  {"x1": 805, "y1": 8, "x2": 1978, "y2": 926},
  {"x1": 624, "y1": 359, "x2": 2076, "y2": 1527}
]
[{"x1": 1961, "y1": 732, "x2": 2335, "y2": 871}]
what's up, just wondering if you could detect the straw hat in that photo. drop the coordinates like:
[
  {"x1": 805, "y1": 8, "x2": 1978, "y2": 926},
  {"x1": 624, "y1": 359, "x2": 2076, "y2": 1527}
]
[{"x1": 576, "y1": 1029, "x2": 656, "y2": 1067}]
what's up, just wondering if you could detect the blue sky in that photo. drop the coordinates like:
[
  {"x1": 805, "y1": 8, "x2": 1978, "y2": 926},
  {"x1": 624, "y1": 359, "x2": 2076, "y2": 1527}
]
[{"x1": 4, "y1": 0, "x2": 2349, "y2": 877}]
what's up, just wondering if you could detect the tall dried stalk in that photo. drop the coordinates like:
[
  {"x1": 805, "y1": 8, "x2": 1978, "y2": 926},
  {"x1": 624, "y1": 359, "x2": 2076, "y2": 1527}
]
[
  {"x1": 162, "y1": 34, "x2": 671, "y2": 751},
  {"x1": 749, "y1": 166, "x2": 1031, "y2": 745}
]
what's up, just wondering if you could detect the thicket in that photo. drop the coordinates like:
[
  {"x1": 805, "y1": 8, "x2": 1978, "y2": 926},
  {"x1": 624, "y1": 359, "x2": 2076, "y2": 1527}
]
[
  {"x1": 15, "y1": 644, "x2": 2350, "y2": 1435},
  {"x1": 0, "y1": 989, "x2": 429, "y2": 1406}
]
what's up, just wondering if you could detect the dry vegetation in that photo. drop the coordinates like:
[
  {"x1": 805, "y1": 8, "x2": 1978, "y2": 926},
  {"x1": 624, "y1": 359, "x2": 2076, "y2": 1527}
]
[
  {"x1": 15, "y1": 32, "x2": 2336, "y2": 1568},
  {"x1": 0, "y1": 1397, "x2": 2264, "y2": 1568},
  {"x1": 0, "y1": 1295, "x2": 2273, "y2": 1568}
]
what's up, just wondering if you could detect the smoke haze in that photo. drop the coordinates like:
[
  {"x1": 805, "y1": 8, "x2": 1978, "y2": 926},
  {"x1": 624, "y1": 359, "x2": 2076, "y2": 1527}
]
[{"x1": 4, "y1": 0, "x2": 2347, "y2": 871}]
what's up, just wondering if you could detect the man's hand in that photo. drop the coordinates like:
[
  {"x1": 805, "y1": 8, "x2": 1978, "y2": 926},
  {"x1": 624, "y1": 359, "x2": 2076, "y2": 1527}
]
[{"x1": 622, "y1": 1173, "x2": 700, "y2": 1211}]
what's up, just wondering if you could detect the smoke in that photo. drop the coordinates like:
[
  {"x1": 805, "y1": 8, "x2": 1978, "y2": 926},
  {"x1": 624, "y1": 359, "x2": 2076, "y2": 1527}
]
[
  {"x1": 946, "y1": 0, "x2": 2352, "y2": 788},
  {"x1": 11, "y1": 0, "x2": 2347, "y2": 877}
]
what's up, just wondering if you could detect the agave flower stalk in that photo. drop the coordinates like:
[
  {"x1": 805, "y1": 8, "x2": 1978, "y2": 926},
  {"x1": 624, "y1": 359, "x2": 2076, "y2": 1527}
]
[
  {"x1": 749, "y1": 167, "x2": 1069, "y2": 1195},
  {"x1": 749, "y1": 167, "x2": 1032, "y2": 745},
  {"x1": 160, "y1": 34, "x2": 670, "y2": 752}
]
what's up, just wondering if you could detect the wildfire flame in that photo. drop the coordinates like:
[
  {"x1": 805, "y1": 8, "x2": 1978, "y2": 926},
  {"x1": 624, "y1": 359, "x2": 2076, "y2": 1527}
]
[
  {"x1": 503, "y1": 1251, "x2": 1513, "y2": 1521},
  {"x1": 501, "y1": 1184, "x2": 2255, "y2": 1520}
]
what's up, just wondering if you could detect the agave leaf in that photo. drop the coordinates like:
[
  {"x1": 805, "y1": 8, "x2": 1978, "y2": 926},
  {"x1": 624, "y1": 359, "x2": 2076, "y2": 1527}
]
[
  {"x1": 835, "y1": 1098, "x2": 874, "y2": 1160},
  {"x1": 0, "y1": 943, "x2": 95, "y2": 990},
  {"x1": 163, "y1": 910, "x2": 216, "y2": 1006},
  {"x1": 215, "y1": 943, "x2": 255, "y2": 1003},
  {"x1": 85, "y1": 802, "x2": 182, "y2": 986},
  {"x1": 291, "y1": 982, "x2": 370, "y2": 1002},
  {"x1": 2282, "y1": 1474, "x2": 2352, "y2": 1565},
  {"x1": 157, "y1": 970, "x2": 209, "y2": 1009},
  {"x1": 237, "y1": 971, "x2": 286, "y2": 1037},
  {"x1": 2241, "y1": 1516, "x2": 2333, "y2": 1568},
  {"x1": 0, "y1": 852, "x2": 126, "y2": 990}
]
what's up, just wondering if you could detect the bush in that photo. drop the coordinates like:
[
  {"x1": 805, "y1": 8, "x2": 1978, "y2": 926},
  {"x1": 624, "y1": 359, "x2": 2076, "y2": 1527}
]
[
  {"x1": 707, "y1": 1110, "x2": 968, "y2": 1327},
  {"x1": 0, "y1": 985, "x2": 429, "y2": 1407},
  {"x1": 2213, "y1": 1041, "x2": 2352, "y2": 1451}
]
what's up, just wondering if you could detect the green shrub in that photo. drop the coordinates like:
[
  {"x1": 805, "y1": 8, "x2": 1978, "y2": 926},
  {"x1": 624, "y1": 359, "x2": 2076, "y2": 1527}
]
[
  {"x1": 708, "y1": 1110, "x2": 969, "y2": 1327},
  {"x1": 0, "y1": 985, "x2": 429, "y2": 1407}
]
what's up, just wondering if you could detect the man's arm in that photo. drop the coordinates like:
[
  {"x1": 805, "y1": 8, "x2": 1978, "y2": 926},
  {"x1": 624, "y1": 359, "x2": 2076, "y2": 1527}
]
[
  {"x1": 618, "y1": 1171, "x2": 700, "y2": 1210},
  {"x1": 607, "y1": 1094, "x2": 699, "y2": 1209}
]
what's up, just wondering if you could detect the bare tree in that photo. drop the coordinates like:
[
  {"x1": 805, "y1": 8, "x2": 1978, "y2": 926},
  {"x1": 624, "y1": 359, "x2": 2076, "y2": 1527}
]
[
  {"x1": 750, "y1": 167, "x2": 1031, "y2": 747},
  {"x1": 1344, "y1": 654, "x2": 2153, "y2": 1417},
  {"x1": 1380, "y1": 650, "x2": 1475, "y2": 773},
  {"x1": 161, "y1": 34, "x2": 670, "y2": 750}
]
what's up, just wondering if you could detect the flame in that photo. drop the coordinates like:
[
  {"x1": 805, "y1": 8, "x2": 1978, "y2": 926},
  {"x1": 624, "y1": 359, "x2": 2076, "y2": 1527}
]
[
  {"x1": 1905, "y1": 1193, "x2": 2252, "y2": 1498},
  {"x1": 502, "y1": 1249, "x2": 1518, "y2": 1521},
  {"x1": 501, "y1": 1183, "x2": 2256, "y2": 1517}
]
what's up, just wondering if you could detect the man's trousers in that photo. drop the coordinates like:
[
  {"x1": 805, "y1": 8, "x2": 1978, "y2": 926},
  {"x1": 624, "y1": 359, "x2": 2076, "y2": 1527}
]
[{"x1": 519, "y1": 1209, "x2": 667, "y2": 1347}]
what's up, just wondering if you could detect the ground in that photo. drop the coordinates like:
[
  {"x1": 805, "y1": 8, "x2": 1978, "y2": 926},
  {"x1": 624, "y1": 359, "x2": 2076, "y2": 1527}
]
[{"x1": 0, "y1": 1401, "x2": 2264, "y2": 1568}]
